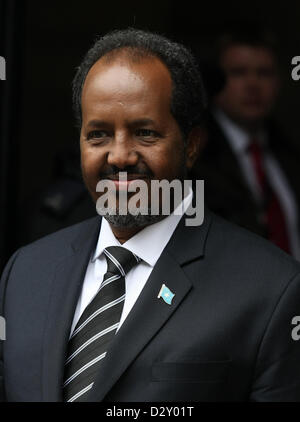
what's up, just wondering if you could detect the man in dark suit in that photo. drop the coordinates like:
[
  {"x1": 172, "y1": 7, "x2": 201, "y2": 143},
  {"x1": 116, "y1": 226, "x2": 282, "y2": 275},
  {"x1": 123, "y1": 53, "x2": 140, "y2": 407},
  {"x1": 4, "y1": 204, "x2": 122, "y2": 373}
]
[
  {"x1": 1, "y1": 29, "x2": 300, "y2": 402},
  {"x1": 192, "y1": 24, "x2": 300, "y2": 259}
]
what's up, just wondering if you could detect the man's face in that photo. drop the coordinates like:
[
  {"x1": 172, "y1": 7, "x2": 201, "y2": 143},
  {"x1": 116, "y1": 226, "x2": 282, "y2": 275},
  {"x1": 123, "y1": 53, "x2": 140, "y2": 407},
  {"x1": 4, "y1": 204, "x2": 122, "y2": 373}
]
[
  {"x1": 215, "y1": 44, "x2": 279, "y2": 126},
  {"x1": 80, "y1": 54, "x2": 199, "y2": 225}
]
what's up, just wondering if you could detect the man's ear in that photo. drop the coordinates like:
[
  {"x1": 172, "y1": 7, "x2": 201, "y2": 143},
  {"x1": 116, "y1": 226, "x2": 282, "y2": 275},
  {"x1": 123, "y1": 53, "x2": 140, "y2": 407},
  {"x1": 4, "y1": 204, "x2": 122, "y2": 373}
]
[{"x1": 185, "y1": 126, "x2": 207, "y2": 169}]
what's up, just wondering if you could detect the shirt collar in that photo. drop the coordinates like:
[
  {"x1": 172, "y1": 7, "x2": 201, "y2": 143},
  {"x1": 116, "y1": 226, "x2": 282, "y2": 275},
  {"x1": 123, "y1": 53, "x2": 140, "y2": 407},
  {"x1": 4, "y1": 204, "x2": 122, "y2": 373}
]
[
  {"x1": 213, "y1": 107, "x2": 267, "y2": 153},
  {"x1": 91, "y1": 186, "x2": 193, "y2": 267}
]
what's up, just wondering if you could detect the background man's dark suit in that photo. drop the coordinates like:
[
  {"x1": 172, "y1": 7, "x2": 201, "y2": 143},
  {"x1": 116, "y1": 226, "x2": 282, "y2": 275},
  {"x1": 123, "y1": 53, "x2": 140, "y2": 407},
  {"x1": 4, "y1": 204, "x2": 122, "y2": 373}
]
[
  {"x1": 192, "y1": 113, "x2": 300, "y2": 238},
  {"x1": 1, "y1": 210, "x2": 300, "y2": 401}
]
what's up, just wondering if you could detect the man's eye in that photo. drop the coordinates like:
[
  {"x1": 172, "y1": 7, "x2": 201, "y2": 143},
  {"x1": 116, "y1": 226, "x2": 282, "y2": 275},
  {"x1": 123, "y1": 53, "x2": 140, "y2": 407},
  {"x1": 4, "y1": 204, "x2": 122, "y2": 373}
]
[
  {"x1": 257, "y1": 68, "x2": 275, "y2": 78},
  {"x1": 229, "y1": 68, "x2": 247, "y2": 77},
  {"x1": 136, "y1": 129, "x2": 159, "y2": 137},
  {"x1": 87, "y1": 130, "x2": 108, "y2": 140}
]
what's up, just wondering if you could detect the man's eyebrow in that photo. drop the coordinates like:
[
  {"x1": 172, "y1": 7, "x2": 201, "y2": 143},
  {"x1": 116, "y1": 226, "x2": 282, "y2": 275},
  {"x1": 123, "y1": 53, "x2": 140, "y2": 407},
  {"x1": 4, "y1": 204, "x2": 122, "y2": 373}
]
[
  {"x1": 86, "y1": 118, "x2": 156, "y2": 128},
  {"x1": 86, "y1": 120, "x2": 108, "y2": 128},
  {"x1": 130, "y1": 118, "x2": 155, "y2": 126}
]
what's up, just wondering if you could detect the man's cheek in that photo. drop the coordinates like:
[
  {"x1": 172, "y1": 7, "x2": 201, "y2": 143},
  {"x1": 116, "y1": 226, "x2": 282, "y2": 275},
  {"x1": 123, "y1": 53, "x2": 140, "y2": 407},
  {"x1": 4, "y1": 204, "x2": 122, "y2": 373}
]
[
  {"x1": 82, "y1": 158, "x2": 98, "y2": 176},
  {"x1": 81, "y1": 165, "x2": 97, "y2": 189}
]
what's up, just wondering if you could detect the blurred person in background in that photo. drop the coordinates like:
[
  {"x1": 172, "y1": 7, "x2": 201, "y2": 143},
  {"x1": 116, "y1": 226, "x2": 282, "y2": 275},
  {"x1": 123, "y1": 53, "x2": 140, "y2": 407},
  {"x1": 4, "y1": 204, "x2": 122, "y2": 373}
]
[
  {"x1": 192, "y1": 21, "x2": 300, "y2": 259},
  {"x1": 20, "y1": 146, "x2": 96, "y2": 244}
]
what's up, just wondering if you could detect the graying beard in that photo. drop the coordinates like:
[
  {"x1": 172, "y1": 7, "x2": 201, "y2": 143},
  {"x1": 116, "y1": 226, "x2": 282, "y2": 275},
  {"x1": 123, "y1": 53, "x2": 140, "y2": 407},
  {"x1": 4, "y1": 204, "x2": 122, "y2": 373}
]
[{"x1": 98, "y1": 207, "x2": 166, "y2": 228}]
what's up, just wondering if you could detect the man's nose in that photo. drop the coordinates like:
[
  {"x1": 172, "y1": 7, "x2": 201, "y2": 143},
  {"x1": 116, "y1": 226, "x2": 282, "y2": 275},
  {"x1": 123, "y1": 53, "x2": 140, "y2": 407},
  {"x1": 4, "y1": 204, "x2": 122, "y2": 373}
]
[
  {"x1": 245, "y1": 72, "x2": 261, "y2": 88},
  {"x1": 106, "y1": 135, "x2": 139, "y2": 169}
]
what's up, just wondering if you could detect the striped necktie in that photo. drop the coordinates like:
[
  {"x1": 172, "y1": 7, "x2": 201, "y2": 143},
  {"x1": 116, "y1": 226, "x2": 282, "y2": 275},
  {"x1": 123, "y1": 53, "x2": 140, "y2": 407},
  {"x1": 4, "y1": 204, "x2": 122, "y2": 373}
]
[{"x1": 63, "y1": 246, "x2": 141, "y2": 402}]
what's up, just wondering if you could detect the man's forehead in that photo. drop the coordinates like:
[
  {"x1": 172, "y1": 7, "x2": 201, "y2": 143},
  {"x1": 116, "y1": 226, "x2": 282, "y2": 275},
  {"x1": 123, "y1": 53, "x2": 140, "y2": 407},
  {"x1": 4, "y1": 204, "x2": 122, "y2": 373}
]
[
  {"x1": 84, "y1": 52, "x2": 172, "y2": 91},
  {"x1": 81, "y1": 53, "x2": 173, "y2": 107},
  {"x1": 221, "y1": 44, "x2": 276, "y2": 64}
]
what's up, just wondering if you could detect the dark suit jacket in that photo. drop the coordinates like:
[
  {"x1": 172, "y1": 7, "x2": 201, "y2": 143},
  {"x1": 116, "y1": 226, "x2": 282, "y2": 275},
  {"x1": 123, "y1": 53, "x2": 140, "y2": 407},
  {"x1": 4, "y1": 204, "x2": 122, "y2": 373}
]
[
  {"x1": 1, "y1": 211, "x2": 300, "y2": 402},
  {"x1": 192, "y1": 114, "x2": 300, "y2": 238}
]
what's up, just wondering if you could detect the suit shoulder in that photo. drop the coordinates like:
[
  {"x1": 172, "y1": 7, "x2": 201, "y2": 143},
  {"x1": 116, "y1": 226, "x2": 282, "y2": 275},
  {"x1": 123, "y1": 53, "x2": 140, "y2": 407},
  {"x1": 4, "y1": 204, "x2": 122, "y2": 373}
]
[
  {"x1": 13, "y1": 216, "x2": 100, "y2": 264},
  {"x1": 208, "y1": 212, "x2": 300, "y2": 276}
]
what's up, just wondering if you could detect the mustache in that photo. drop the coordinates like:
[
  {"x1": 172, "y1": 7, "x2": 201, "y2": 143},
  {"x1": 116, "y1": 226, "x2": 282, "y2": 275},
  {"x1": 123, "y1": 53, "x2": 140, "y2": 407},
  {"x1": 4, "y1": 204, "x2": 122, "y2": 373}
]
[{"x1": 99, "y1": 165, "x2": 153, "y2": 179}]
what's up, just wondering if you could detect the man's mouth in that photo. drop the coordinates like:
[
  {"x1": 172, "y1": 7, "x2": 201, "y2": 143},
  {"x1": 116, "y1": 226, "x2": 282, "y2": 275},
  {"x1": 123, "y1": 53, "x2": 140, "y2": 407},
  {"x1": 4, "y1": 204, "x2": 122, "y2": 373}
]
[{"x1": 104, "y1": 174, "x2": 150, "y2": 190}]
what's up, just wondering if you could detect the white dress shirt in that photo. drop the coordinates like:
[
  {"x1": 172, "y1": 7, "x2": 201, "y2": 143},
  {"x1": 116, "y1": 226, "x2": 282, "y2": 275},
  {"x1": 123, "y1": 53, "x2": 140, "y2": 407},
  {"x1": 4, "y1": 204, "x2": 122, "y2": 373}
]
[
  {"x1": 214, "y1": 108, "x2": 300, "y2": 260},
  {"x1": 70, "y1": 188, "x2": 193, "y2": 336}
]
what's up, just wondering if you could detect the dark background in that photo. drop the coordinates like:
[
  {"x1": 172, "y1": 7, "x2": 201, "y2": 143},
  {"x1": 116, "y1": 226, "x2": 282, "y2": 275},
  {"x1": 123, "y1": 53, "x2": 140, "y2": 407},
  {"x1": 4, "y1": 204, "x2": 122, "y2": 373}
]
[{"x1": 1, "y1": 0, "x2": 300, "y2": 271}]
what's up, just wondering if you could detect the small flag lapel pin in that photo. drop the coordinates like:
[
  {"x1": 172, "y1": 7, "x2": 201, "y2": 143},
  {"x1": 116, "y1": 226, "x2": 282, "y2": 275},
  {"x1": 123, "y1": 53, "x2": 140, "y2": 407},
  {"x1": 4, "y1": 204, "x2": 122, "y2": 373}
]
[{"x1": 157, "y1": 283, "x2": 175, "y2": 305}]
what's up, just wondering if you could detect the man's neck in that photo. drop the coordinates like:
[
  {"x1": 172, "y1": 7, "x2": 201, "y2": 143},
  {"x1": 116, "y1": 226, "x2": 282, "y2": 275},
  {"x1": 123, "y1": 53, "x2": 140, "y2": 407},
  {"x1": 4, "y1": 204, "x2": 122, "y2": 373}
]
[
  {"x1": 109, "y1": 225, "x2": 146, "y2": 244},
  {"x1": 214, "y1": 107, "x2": 264, "y2": 134}
]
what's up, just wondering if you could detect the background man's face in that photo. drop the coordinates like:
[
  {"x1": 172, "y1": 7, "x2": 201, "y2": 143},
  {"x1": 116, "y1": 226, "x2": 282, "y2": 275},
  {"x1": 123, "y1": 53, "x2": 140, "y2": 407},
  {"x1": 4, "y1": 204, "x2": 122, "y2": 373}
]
[
  {"x1": 80, "y1": 54, "x2": 198, "y2": 221},
  {"x1": 214, "y1": 44, "x2": 279, "y2": 126}
]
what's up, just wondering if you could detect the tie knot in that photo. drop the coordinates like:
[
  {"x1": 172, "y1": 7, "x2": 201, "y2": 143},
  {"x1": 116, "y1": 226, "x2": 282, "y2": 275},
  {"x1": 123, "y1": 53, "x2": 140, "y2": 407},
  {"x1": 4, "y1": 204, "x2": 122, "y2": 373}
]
[
  {"x1": 103, "y1": 246, "x2": 141, "y2": 277},
  {"x1": 248, "y1": 138, "x2": 264, "y2": 154}
]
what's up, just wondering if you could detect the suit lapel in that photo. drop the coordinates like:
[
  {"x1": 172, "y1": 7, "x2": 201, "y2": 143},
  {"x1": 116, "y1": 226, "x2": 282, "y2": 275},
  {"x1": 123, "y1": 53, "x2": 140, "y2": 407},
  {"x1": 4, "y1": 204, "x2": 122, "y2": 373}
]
[
  {"x1": 41, "y1": 217, "x2": 101, "y2": 401},
  {"x1": 208, "y1": 116, "x2": 252, "y2": 194},
  {"x1": 41, "y1": 209, "x2": 212, "y2": 402},
  {"x1": 88, "y1": 211, "x2": 212, "y2": 402}
]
